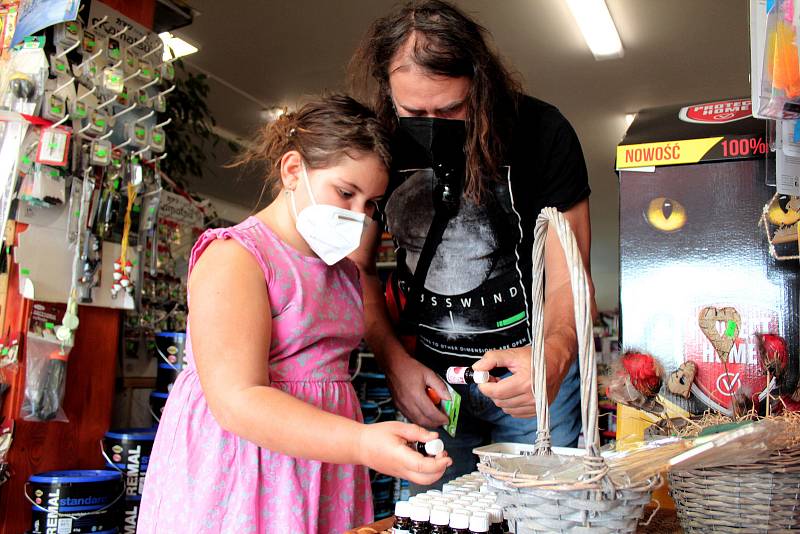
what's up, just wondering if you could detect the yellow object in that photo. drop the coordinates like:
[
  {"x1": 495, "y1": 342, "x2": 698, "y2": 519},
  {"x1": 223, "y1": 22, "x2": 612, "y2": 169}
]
[
  {"x1": 645, "y1": 197, "x2": 687, "y2": 233},
  {"x1": 616, "y1": 137, "x2": 723, "y2": 169},
  {"x1": 616, "y1": 398, "x2": 691, "y2": 510}
]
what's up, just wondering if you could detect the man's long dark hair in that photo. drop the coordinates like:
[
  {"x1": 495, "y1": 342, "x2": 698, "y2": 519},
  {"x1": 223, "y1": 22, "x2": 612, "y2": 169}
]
[{"x1": 349, "y1": 0, "x2": 522, "y2": 202}]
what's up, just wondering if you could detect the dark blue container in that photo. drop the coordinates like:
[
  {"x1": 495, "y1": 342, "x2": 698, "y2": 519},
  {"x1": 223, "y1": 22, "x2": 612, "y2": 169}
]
[
  {"x1": 28, "y1": 470, "x2": 123, "y2": 534},
  {"x1": 102, "y1": 428, "x2": 157, "y2": 498},
  {"x1": 155, "y1": 363, "x2": 180, "y2": 393},
  {"x1": 120, "y1": 496, "x2": 141, "y2": 533},
  {"x1": 154, "y1": 332, "x2": 186, "y2": 368},
  {"x1": 149, "y1": 392, "x2": 168, "y2": 425}
]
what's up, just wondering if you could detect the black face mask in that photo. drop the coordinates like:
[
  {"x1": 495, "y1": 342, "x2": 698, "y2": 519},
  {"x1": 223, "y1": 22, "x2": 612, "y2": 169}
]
[{"x1": 397, "y1": 117, "x2": 467, "y2": 215}]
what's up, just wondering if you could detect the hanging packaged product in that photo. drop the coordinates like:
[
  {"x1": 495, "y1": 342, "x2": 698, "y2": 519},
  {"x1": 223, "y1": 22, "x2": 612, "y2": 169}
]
[
  {"x1": 0, "y1": 36, "x2": 47, "y2": 115},
  {"x1": 20, "y1": 333, "x2": 71, "y2": 422},
  {"x1": 53, "y1": 19, "x2": 82, "y2": 50},
  {"x1": 756, "y1": 0, "x2": 800, "y2": 118}
]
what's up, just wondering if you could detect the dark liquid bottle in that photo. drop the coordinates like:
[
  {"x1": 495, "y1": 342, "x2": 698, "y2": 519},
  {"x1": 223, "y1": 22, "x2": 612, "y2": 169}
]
[
  {"x1": 393, "y1": 500, "x2": 412, "y2": 534},
  {"x1": 468, "y1": 513, "x2": 490, "y2": 534},
  {"x1": 430, "y1": 507, "x2": 451, "y2": 534},
  {"x1": 410, "y1": 505, "x2": 431, "y2": 534},
  {"x1": 449, "y1": 511, "x2": 470, "y2": 534},
  {"x1": 488, "y1": 506, "x2": 504, "y2": 534},
  {"x1": 414, "y1": 439, "x2": 444, "y2": 457},
  {"x1": 446, "y1": 366, "x2": 490, "y2": 384}
]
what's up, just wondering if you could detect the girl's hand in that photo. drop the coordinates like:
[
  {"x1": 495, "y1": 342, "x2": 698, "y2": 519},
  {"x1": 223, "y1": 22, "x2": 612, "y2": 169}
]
[{"x1": 358, "y1": 422, "x2": 452, "y2": 485}]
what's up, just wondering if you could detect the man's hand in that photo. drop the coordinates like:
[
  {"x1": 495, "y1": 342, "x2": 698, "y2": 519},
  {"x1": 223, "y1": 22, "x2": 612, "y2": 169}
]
[
  {"x1": 472, "y1": 342, "x2": 572, "y2": 418},
  {"x1": 384, "y1": 348, "x2": 451, "y2": 428}
]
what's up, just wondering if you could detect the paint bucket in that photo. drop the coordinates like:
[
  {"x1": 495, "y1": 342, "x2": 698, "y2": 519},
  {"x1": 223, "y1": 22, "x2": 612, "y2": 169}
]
[
  {"x1": 120, "y1": 496, "x2": 141, "y2": 534},
  {"x1": 27, "y1": 470, "x2": 123, "y2": 534},
  {"x1": 154, "y1": 332, "x2": 186, "y2": 370},
  {"x1": 352, "y1": 372, "x2": 385, "y2": 402},
  {"x1": 149, "y1": 392, "x2": 168, "y2": 425},
  {"x1": 101, "y1": 428, "x2": 157, "y2": 498},
  {"x1": 360, "y1": 401, "x2": 381, "y2": 424},
  {"x1": 155, "y1": 363, "x2": 180, "y2": 393},
  {"x1": 371, "y1": 475, "x2": 395, "y2": 518},
  {"x1": 376, "y1": 405, "x2": 397, "y2": 423}
]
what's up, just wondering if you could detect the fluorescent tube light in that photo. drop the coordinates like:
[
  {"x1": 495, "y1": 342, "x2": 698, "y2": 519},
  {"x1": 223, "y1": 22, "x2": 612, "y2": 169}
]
[
  {"x1": 565, "y1": 0, "x2": 624, "y2": 60},
  {"x1": 159, "y1": 32, "x2": 199, "y2": 61}
]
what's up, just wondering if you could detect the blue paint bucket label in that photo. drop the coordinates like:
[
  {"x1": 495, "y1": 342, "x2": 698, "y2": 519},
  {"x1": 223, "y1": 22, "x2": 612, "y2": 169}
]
[
  {"x1": 154, "y1": 332, "x2": 186, "y2": 369},
  {"x1": 102, "y1": 429, "x2": 156, "y2": 498},
  {"x1": 149, "y1": 392, "x2": 168, "y2": 425},
  {"x1": 28, "y1": 470, "x2": 123, "y2": 534},
  {"x1": 155, "y1": 363, "x2": 180, "y2": 393},
  {"x1": 122, "y1": 497, "x2": 141, "y2": 533}
]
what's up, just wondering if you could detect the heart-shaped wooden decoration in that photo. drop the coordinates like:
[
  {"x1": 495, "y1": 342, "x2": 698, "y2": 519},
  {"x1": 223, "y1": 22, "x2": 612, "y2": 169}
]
[{"x1": 698, "y1": 306, "x2": 741, "y2": 364}]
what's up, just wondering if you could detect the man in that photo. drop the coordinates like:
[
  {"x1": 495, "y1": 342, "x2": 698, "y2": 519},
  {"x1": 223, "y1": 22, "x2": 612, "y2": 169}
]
[{"x1": 349, "y1": 0, "x2": 595, "y2": 487}]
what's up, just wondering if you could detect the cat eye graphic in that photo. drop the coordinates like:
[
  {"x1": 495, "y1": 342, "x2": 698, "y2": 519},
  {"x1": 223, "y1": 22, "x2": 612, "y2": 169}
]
[{"x1": 644, "y1": 197, "x2": 686, "y2": 232}]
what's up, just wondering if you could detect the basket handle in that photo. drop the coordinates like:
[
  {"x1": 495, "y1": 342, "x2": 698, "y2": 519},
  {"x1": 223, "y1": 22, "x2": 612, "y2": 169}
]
[{"x1": 531, "y1": 207, "x2": 599, "y2": 458}]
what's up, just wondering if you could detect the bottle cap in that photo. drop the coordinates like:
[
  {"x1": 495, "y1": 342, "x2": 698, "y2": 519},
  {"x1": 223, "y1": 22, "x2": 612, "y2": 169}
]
[
  {"x1": 430, "y1": 507, "x2": 450, "y2": 526},
  {"x1": 427, "y1": 489, "x2": 442, "y2": 495},
  {"x1": 411, "y1": 504, "x2": 431, "y2": 522},
  {"x1": 415, "y1": 494, "x2": 432, "y2": 502},
  {"x1": 488, "y1": 506, "x2": 503, "y2": 523},
  {"x1": 467, "y1": 505, "x2": 484, "y2": 514},
  {"x1": 450, "y1": 511, "x2": 471, "y2": 529},
  {"x1": 424, "y1": 439, "x2": 445, "y2": 455},
  {"x1": 442, "y1": 482, "x2": 457, "y2": 493},
  {"x1": 469, "y1": 511, "x2": 491, "y2": 532},
  {"x1": 472, "y1": 370, "x2": 490, "y2": 383},
  {"x1": 395, "y1": 500, "x2": 412, "y2": 518}
]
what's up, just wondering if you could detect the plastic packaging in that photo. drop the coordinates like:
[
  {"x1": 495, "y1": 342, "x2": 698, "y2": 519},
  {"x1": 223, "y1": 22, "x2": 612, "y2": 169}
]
[
  {"x1": 756, "y1": 0, "x2": 800, "y2": 118},
  {"x1": 20, "y1": 335, "x2": 71, "y2": 422}
]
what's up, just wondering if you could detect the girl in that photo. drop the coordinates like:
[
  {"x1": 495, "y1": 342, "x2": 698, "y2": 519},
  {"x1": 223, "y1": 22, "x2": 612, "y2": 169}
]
[{"x1": 137, "y1": 95, "x2": 451, "y2": 533}]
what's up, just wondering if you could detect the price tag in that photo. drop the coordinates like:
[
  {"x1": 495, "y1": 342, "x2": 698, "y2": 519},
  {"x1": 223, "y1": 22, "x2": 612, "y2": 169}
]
[{"x1": 36, "y1": 128, "x2": 71, "y2": 166}]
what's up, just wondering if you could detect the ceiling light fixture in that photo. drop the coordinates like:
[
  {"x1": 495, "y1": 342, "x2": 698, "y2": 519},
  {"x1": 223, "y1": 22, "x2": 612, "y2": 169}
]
[
  {"x1": 625, "y1": 113, "x2": 636, "y2": 127},
  {"x1": 159, "y1": 32, "x2": 199, "y2": 61},
  {"x1": 565, "y1": 0, "x2": 624, "y2": 60}
]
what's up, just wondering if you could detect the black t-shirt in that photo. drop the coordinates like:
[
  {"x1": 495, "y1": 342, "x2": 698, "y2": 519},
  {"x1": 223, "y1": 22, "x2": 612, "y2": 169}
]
[{"x1": 384, "y1": 94, "x2": 590, "y2": 370}]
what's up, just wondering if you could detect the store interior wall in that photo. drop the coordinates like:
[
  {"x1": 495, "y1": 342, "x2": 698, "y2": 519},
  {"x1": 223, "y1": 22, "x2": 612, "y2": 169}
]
[{"x1": 174, "y1": 0, "x2": 752, "y2": 311}]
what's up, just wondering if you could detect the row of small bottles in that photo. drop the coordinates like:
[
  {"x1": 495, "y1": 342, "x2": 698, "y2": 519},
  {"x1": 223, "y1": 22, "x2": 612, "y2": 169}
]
[{"x1": 393, "y1": 472, "x2": 508, "y2": 534}]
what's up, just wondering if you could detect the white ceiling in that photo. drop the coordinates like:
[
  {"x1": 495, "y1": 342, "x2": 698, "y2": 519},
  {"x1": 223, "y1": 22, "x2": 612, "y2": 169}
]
[{"x1": 173, "y1": 0, "x2": 751, "y2": 309}]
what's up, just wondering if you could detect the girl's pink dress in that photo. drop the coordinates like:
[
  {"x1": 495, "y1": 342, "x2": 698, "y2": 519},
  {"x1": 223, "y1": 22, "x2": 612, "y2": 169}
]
[{"x1": 137, "y1": 216, "x2": 373, "y2": 533}]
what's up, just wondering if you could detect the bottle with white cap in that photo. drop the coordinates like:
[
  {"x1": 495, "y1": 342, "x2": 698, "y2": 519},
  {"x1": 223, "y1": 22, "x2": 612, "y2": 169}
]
[
  {"x1": 429, "y1": 507, "x2": 451, "y2": 534},
  {"x1": 446, "y1": 366, "x2": 490, "y2": 385},
  {"x1": 414, "y1": 439, "x2": 445, "y2": 457},
  {"x1": 468, "y1": 511, "x2": 490, "y2": 533},
  {"x1": 442, "y1": 482, "x2": 457, "y2": 494},
  {"x1": 393, "y1": 500, "x2": 413, "y2": 534},
  {"x1": 410, "y1": 504, "x2": 431, "y2": 534},
  {"x1": 487, "y1": 506, "x2": 504, "y2": 534},
  {"x1": 449, "y1": 511, "x2": 471, "y2": 534}
]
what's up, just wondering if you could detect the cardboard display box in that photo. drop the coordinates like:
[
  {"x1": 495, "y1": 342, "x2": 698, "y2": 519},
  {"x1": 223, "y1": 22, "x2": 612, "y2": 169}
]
[{"x1": 618, "y1": 98, "x2": 798, "y2": 418}]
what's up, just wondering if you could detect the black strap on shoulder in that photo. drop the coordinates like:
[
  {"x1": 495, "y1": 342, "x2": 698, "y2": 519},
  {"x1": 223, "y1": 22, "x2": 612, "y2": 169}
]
[{"x1": 401, "y1": 163, "x2": 461, "y2": 322}]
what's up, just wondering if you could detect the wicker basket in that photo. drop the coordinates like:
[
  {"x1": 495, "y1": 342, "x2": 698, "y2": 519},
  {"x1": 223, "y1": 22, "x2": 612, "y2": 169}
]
[
  {"x1": 477, "y1": 207, "x2": 660, "y2": 534},
  {"x1": 669, "y1": 446, "x2": 800, "y2": 533}
]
